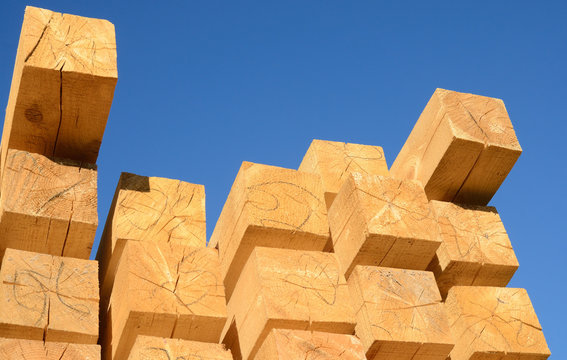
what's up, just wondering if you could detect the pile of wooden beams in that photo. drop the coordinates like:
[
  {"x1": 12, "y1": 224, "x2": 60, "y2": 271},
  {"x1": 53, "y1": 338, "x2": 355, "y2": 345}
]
[{"x1": 0, "y1": 5, "x2": 550, "y2": 360}]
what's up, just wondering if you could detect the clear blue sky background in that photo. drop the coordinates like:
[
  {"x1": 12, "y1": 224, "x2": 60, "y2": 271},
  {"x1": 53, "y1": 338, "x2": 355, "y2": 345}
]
[{"x1": 1, "y1": 1, "x2": 565, "y2": 357}]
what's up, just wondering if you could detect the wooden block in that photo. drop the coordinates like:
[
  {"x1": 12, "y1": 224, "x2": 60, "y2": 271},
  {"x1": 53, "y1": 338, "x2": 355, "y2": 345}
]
[
  {"x1": 1, "y1": 6, "x2": 117, "y2": 171},
  {"x1": 97, "y1": 172, "x2": 206, "y2": 303},
  {"x1": 328, "y1": 173, "x2": 440, "y2": 278},
  {"x1": 446, "y1": 287, "x2": 550, "y2": 360},
  {"x1": 0, "y1": 338, "x2": 100, "y2": 359},
  {"x1": 427, "y1": 201, "x2": 519, "y2": 299},
  {"x1": 0, "y1": 249, "x2": 99, "y2": 344},
  {"x1": 0, "y1": 149, "x2": 97, "y2": 259},
  {"x1": 127, "y1": 336, "x2": 232, "y2": 360},
  {"x1": 104, "y1": 241, "x2": 226, "y2": 360},
  {"x1": 348, "y1": 266, "x2": 454, "y2": 360},
  {"x1": 299, "y1": 139, "x2": 389, "y2": 209},
  {"x1": 255, "y1": 329, "x2": 367, "y2": 360},
  {"x1": 225, "y1": 247, "x2": 356, "y2": 360},
  {"x1": 209, "y1": 161, "x2": 330, "y2": 300},
  {"x1": 390, "y1": 88, "x2": 521, "y2": 205}
]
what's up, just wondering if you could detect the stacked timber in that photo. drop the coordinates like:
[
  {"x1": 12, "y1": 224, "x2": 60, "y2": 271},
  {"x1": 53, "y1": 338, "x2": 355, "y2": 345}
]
[
  {"x1": 0, "y1": 5, "x2": 116, "y2": 360},
  {"x1": 0, "y1": 5, "x2": 551, "y2": 360},
  {"x1": 97, "y1": 173, "x2": 230, "y2": 359}
]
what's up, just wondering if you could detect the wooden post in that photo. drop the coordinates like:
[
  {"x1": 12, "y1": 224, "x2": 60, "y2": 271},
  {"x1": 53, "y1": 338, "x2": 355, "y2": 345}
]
[
  {"x1": 390, "y1": 89, "x2": 521, "y2": 205},
  {"x1": 328, "y1": 173, "x2": 440, "y2": 278},
  {"x1": 0, "y1": 248, "x2": 99, "y2": 344},
  {"x1": 255, "y1": 329, "x2": 367, "y2": 360},
  {"x1": 97, "y1": 172, "x2": 206, "y2": 303},
  {"x1": 446, "y1": 287, "x2": 550, "y2": 360},
  {"x1": 224, "y1": 247, "x2": 356, "y2": 360},
  {"x1": 0, "y1": 338, "x2": 100, "y2": 359},
  {"x1": 348, "y1": 265, "x2": 454, "y2": 360},
  {"x1": 128, "y1": 336, "x2": 232, "y2": 360},
  {"x1": 427, "y1": 201, "x2": 519, "y2": 299},
  {"x1": 0, "y1": 149, "x2": 97, "y2": 259},
  {"x1": 299, "y1": 139, "x2": 389, "y2": 209},
  {"x1": 103, "y1": 241, "x2": 226, "y2": 360},
  {"x1": 1, "y1": 6, "x2": 117, "y2": 174},
  {"x1": 209, "y1": 162, "x2": 330, "y2": 300}
]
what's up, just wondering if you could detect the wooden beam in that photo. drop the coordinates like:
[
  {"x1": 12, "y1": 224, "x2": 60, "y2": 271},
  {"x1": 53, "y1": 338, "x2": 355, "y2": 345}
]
[
  {"x1": 328, "y1": 173, "x2": 440, "y2": 278},
  {"x1": 0, "y1": 248, "x2": 99, "y2": 344},
  {"x1": 127, "y1": 336, "x2": 232, "y2": 360},
  {"x1": 390, "y1": 88, "x2": 521, "y2": 205},
  {"x1": 0, "y1": 338, "x2": 100, "y2": 359},
  {"x1": 1, "y1": 6, "x2": 117, "y2": 173},
  {"x1": 97, "y1": 172, "x2": 206, "y2": 303},
  {"x1": 427, "y1": 201, "x2": 519, "y2": 299},
  {"x1": 446, "y1": 287, "x2": 550, "y2": 360},
  {"x1": 224, "y1": 247, "x2": 356, "y2": 360},
  {"x1": 348, "y1": 265, "x2": 454, "y2": 360},
  {"x1": 103, "y1": 241, "x2": 226, "y2": 360},
  {"x1": 0, "y1": 149, "x2": 97, "y2": 259},
  {"x1": 209, "y1": 161, "x2": 330, "y2": 300},
  {"x1": 255, "y1": 329, "x2": 367, "y2": 360},
  {"x1": 299, "y1": 139, "x2": 389, "y2": 209}
]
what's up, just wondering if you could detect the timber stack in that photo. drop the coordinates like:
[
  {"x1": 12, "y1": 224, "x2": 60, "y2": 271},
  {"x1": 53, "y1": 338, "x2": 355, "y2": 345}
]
[{"x1": 0, "y1": 5, "x2": 550, "y2": 360}]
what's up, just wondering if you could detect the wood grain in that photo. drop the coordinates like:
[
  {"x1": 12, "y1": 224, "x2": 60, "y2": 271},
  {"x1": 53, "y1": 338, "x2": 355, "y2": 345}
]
[
  {"x1": 0, "y1": 149, "x2": 97, "y2": 259},
  {"x1": 1, "y1": 6, "x2": 117, "y2": 174},
  {"x1": 390, "y1": 88, "x2": 521, "y2": 205},
  {"x1": 348, "y1": 265, "x2": 454, "y2": 360},
  {"x1": 209, "y1": 161, "x2": 330, "y2": 301},
  {"x1": 127, "y1": 336, "x2": 232, "y2": 360},
  {"x1": 97, "y1": 172, "x2": 206, "y2": 305},
  {"x1": 0, "y1": 248, "x2": 99, "y2": 344},
  {"x1": 328, "y1": 173, "x2": 440, "y2": 278},
  {"x1": 446, "y1": 287, "x2": 550, "y2": 360},
  {"x1": 224, "y1": 247, "x2": 356, "y2": 360},
  {"x1": 255, "y1": 329, "x2": 367, "y2": 360},
  {"x1": 0, "y1": 338, "x2": 100, "y2": 360},
  {"x1": 427, "y1": 201, "x2": 518, "y2": 299},
  {"x1": 299, "y1": 139, "x2": 389, "y2": 209},
  {"x1": 102, "y1": 241, "x2": 226, "y2": 360}
]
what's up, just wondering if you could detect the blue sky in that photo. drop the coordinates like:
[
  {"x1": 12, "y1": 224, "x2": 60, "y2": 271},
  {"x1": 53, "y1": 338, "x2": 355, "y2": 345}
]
[{"x1": 1, "y1": 1, "x2": 565, "y2": 357}]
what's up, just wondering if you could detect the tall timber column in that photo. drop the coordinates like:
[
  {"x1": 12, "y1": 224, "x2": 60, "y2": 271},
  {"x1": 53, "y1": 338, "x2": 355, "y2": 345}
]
[
  {"x1": 209, "y1": 162, "x2": 330, "y2": 300},
  {"x1": 390, "y1": 89, "x2": 521, "y2": 205},
  {"x1": 1, "y1": 5, "x2": 117, "y2": 174}
]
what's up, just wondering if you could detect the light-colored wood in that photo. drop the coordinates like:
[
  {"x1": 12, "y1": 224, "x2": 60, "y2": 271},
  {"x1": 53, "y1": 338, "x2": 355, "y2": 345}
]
[
  {"x1": 0, "y1": 248, "x2": 99, "y2": 344},
  {"x1": 1, "y1": 6, "x2": 116, "y2": 176},
  {"x1": 446, "y1": 287, "x2": 550, "y2": 360},
  {"x1": 209, "y1": 161, "x2": 330, "y2": 300},
  {"x1": 328, "y1": 173, "x2": 440, "y2": 278},
  {"x1": 103, "y1": 241, "x2": 226, "y2": 360},
  {"x1": 348, "y1": 265, "x2": 454, "y2": 360},
  {"x1": 0, "y1": 338, "x2": 100, "y2": 359},
  {"x1": 97, "y1": 172, "x2": 206, "y2": 304},
  {"x1": 390, "y1": 88, "x2": 521, "y2": 205},
  {"x1": 224, "y1": 246, "x2": 356, "y2": 360},
  {"x1": 255, "y1": 329, "x2": 367, "y2": 360},
  {"x1": 0, "y1": 149, "x2": 97, "y2": 259},
  {"x1": 427, "y1": 201, "x2": 519, "y2": 299},
  {"x1": 127, "y1": 336, "x2": 232, "y2": 360},
  {"x1": 299, "y1": 139, "x2": 389, "y2": 209}
]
